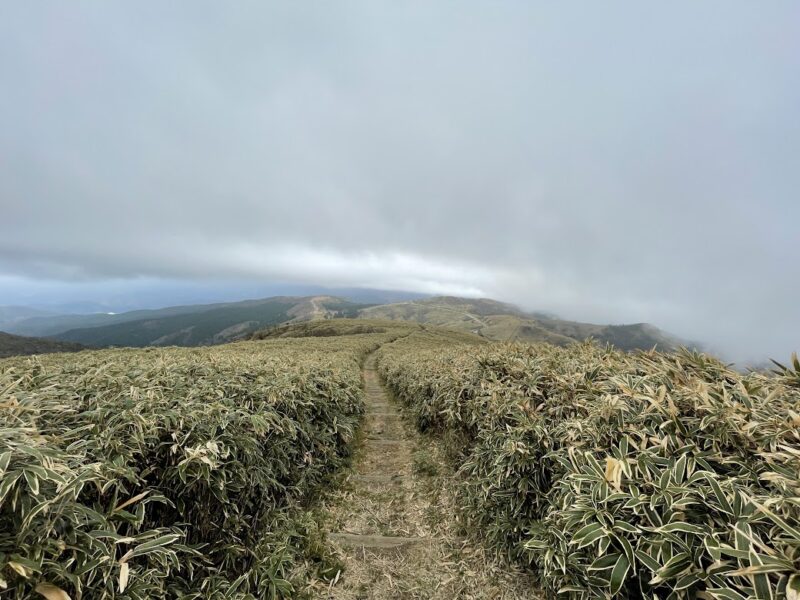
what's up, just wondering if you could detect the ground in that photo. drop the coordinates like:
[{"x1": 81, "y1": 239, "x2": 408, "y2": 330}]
[{"x1": 306, "y1": 350, "x2": 541, "y2": 600}]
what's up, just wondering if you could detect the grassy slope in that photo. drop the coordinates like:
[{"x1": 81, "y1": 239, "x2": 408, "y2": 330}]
[
  {"x1": 360, "y1": 296, "x2": 681, "y2": 351},
  {"x1": 251, "y1": 318, "x2": 485, "y2": 346}
]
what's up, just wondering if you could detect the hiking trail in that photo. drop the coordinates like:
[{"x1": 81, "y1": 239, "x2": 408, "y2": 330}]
[{"x1": 314, "y1": 350, "x2": 538, "y2": 599}]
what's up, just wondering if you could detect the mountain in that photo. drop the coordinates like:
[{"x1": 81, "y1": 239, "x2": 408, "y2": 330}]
[
  {"x1": 0, "y1": 331, "x2": 85, "y2": 359},
  {"x1": 5, "y1": 293, "x2": 686, "y2": 352},
  {"x1": 50, "y1": 296, "x2": 369, "y2": 348},
  {"x1": 1, "y1": 288, "x2": 421, "y2": 338},
  {"x1": 0, "y1": 306, "x2": 57, "y2": 330},
  {"x1": 3, "y1": 303, "x2": 231, "y2": 338},
  {"x1": 358, "y1": 296, "x2": 684, "y2": 351}
]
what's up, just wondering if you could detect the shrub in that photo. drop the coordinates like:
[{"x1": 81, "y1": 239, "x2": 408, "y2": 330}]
[
  {"x1": 0, "y1": 334, "x2": 395, "y2": 598},
  {"x1": 378, "y1": 336, "x2": 800, "y2": 599}
]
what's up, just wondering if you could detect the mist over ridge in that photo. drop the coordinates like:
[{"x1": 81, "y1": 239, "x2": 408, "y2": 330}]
[{"x1": 1, "y1": 2, "x2": 798, "y2": 363}]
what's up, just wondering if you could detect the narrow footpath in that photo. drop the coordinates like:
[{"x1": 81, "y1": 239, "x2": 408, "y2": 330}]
[{"x1": 315, "y1": 350, "x2": 539, "y2": 600}]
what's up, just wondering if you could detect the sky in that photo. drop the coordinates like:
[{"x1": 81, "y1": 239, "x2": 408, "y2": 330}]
[{"x1": 1, "y1": 2, "x2": 798, "y2": 362}]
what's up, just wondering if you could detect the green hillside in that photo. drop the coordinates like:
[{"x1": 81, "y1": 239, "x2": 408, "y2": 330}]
[
  {"x1": 7, "y1": 293, "x2": 686, "y2": 352},
  {"x1": 0, "y1": 331, "x2": 85, "y2": 358},
  {"x1": 6, "y1": 299, "x2": 288, "y2": 338},
  {"x1": 51, "y1": 296, "x2": 369, "y2": 347}
]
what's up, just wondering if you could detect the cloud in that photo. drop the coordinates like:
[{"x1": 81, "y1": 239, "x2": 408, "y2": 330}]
[{"x1": 1, "y1": 2, "x2": 798, "y2": 362}]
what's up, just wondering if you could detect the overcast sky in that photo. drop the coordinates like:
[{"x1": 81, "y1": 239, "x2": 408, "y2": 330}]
[{"x1": 1, "y1": 2, "x2": 798, "y2": 361}]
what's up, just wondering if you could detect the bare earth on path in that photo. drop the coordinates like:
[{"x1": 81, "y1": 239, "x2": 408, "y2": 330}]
[{"x1": 309, "y1": 350, "x2": 540, "y2": 600}]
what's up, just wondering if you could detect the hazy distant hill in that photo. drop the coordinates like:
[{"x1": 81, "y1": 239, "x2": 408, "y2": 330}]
[
  {"x1": 50, "y1": 296, "x2": 368, "y2": 347},
  {"x1": 0, "y1": 331, "x2": 85, "y2": 358},
  {"x1": 0, "y1": 306, "x2": 57, "y2": 330},
  {"x1": 3, "y1": 303, "x2": 234, "y2": 338},
  {"x1": 359, "y1": 296, "x2": 684, "y2": 351}
]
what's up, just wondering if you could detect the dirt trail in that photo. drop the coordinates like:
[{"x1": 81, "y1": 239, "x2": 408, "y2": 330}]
[
  {"x1": 314, "y1": 350, "x2": 539, "y2": 600},
  {"x1": 327, "y1": 352, "x2": 426, "y2": 560}
]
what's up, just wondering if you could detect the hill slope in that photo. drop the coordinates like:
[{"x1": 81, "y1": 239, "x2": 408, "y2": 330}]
[
  {"x1": 0, "y1": 306, "x2": 57, "y2": 331},
  {"x1": 0, "y1": 331, "x2": 85, "y2": 358},
  {"x1": 359, "y1": 296, "x2": 683, "y2": 351},
  {"x1": 4, "y1": 304, "x2": 212, "y2": 338},
  {"x1": 6, "y1": 293, "x2": 685, "y2": 352},
  {"x1": 51, "y1": 296, "x2": 368, "y2": 347}
]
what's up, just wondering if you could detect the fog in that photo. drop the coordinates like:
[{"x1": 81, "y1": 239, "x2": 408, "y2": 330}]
[{"x1": 1, "y1": 2, "x2": 798, "y2": 361}]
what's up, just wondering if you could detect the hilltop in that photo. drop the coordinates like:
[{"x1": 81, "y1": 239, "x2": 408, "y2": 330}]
[{"x1": 359, "y1": 296, "x2": 684, "y2": 351}]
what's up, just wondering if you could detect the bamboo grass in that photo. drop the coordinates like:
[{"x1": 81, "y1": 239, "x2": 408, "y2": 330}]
[
  {"x1": 377, "y1": 335, "x2": 800, "y2": 599},
  {"x1": 0, "y1": 333, "x2": 400, "y2": 598}
]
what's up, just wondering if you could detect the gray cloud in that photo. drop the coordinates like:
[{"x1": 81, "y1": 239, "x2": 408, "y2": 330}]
[{"x1": 1, "y1": 2, "x2": 798, "y2": 361}]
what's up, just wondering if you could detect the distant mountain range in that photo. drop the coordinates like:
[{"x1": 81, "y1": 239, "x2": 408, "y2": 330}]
[
  {"x1": 0, "y1": 294, "x2": 687, "y2": 354},
  {"x1": 0, "y1": 305, "x2": 59, "y2": 327}
]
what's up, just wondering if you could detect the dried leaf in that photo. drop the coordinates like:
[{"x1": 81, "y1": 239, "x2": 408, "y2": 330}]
[{"x1": 35, "y1": 583, "x2": 71, "y2": 600}]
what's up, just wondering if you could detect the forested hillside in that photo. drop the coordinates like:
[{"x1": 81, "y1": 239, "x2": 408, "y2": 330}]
[{"x1": 0, "y1": 331, "x2": 85, "y2": 358}]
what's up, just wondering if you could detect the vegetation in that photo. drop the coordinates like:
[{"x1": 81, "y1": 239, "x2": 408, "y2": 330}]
[
  {"x1": 54, "y1": 300, "x2": 296, "y2": 347},
  {"x1": 360, "y1": 296, "x2": 686, "y2": 351},
  {"x1": 316, "y1": 326, "x2": 538, "y2": 600},
  {"x1": 7, "y1": 294, "x2": 686, "y2": 353},
  {"x1": 0, "y1": 327, "x2": 412, "y2": 598},
  {"x1": 0, "y1": 332, "x2": 85, "y2": 359},
  {"x1": 252, "y1": 320, "x2": 390, "y2": 340},
  {"x1": 377, "y1": 333, "x2": 800, "y2": 598},
  {"x1": 5, "y1": 314, "x2": 795, "y2": 598},
  {"x1": 8, "y1": 297, "x2": 371, "y2": 348}
]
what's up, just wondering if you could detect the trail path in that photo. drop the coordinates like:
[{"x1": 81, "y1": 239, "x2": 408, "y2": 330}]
[{"x1": 315, "y1": 350, "x2": 539, "y2": 599}]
